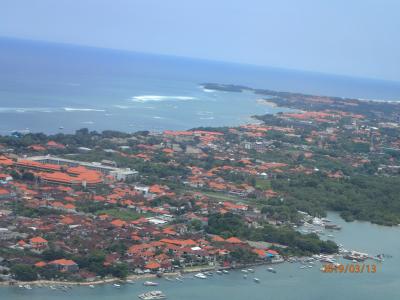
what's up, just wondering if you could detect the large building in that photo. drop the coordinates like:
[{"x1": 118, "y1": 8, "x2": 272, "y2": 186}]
[{"x1": 16, "y1": 155, "x2": 138, "y2": 186}]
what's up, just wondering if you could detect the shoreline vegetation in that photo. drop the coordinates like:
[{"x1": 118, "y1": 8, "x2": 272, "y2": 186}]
[
  {"x1": 0, "y1": 82, "x2": 398, "y2": 284},
  {"x1": 0, "y1": 262, "x2": 270, "y2": 287}
]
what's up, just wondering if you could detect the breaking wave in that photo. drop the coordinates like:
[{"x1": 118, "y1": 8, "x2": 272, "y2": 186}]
[
  {"x1": 63, "y1": 107, "x2": 106, "y2": 112},
  {"x1": 131, "y1": 95, "x2": 196, "y2": 102}
]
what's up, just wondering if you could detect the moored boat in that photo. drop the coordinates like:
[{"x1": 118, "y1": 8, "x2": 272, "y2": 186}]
[
  {"x1": 138, "y1": 290, "x2": 167, "y2": 300},
  {"x1": 144, "y1": 281, "x2": 159, "y2": 286},
  {"x1": 194, "y1": 273, "x2": 207, "y2": 279}
]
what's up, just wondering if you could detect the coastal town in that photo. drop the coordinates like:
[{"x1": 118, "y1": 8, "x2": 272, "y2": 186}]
[{"x1": 0, "y1": 85, "x2": 399, "y2": 286}]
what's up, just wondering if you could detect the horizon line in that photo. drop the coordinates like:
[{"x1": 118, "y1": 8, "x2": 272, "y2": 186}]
[{"x1": 1, "y1": 35, "x2": 400, "y2": 85}]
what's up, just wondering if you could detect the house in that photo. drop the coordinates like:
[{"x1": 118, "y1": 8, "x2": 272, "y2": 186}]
[
  {"x1": 49, "y1": 259, "x2": 79, "y2": 272},
  {"x1": 0, "y1": 188, "x2": 11, "y2": 199},
  {"x1": 29, "y1": 236, "x2": 48, "y2": 249}
]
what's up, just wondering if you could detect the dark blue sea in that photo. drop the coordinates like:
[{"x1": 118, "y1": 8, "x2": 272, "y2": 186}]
[{"x1": 1, "y1": 37, "x2": 400, "y2": 134}]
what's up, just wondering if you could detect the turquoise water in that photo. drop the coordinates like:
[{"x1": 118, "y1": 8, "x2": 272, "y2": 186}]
[
  {"x1": 2, "y1": 212, "x2": 399, "y2": 300},
  {"x1": 1, "y1": 37, "x2": 400, "y2": 134}
]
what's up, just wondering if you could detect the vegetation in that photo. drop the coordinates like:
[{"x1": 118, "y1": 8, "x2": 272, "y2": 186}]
[
  {"x1": 206, "y1": 213, "x2": 337, "y2": 255},
  {"x1": 11, "y1": 264, "x2": 38, "y2": 281},
  {"x1": 272, "y1": 174, "x2": 400, "y2": 226}
]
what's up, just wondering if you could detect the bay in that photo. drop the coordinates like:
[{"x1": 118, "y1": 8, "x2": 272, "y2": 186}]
[
  {"x1": 2, "y1": 212, "x2": 399, "y2": 300},
  {"x1": 1, "y1": 37, "x2": 400, "y2": 135}
]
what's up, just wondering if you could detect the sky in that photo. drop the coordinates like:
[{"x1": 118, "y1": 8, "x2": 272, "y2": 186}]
[{"x1": 1, "y1": 0, "x2": 399, "y2": 82}]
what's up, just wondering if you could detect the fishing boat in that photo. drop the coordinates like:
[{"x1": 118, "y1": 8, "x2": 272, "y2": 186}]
[
  {"x1": 253, "y1": 278, "x2": 260, "y2": 283},
  {"x1": 143, "y1": 281, "x2": 159, "y2": 286},
  {"x1": 138, "y1": 290, "x2": 167, "y2": 300},
  {"x1": 194, "y1": 273, "x2": 207, "y2": 279}
]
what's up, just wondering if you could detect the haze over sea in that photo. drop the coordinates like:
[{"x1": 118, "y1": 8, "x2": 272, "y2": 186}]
[{"x1": 1, "y1": 37, "x2": 400, "y2": 135}]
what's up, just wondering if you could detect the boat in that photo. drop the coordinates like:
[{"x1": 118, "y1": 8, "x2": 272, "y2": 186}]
[
  {"x1": 241, "y1": 269, "x2": 248, "y2": 273},
  {"x1": 176, "y1": 277, "x2": 184, "y2": 282},
  {"x1": 144, "y1": 281, "x2": 159, "y2": 286},
  {"x1": 243, "y1": 274, "x2": 248, "y2": 279},
  {"x1": 216, "y1": 270, "x2": 223, "y2": 275},
  {"x1": 253, "y1": 277, "x2": 260, "y2": 283},
  {"x1": 267, "y1": 267, "x2": 277, "y2": 273},
  {"x1": 138, "y1": 290, "x2": 167, "y2": 300},
  {"x1": 126, "y1": 279, "x2": 135, "y2": 284},
  {"x1": 247, "y1": 268, "x2": 255, "y2": 273},
  {"x1": 205, "y1": 271, "x2": 213, "y2": 276},
  {"x1": 113, "y1": 283, "x2": 121, "y2": 288},
  {"x1": 164, "y1": 277, "x2": 173, "y2": 281},
  {"x1": 24, "y1": 285, "x2": 32, "y2": 290},
  {"x1": 194, "y1": 273, "x2": 207, "y2": 279},
  {"x1": 89, "y1": 285, "x2": 95, "y2": 289},
  {"x1": 222, "y1": 270, "x2": 229, "y2": 274},
  {"x1": 299, "y1": 266, "x2": 306, "y2": 269}
]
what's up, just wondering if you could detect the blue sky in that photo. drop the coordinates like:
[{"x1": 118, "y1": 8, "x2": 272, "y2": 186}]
[{"x1": 1, "y1": 0, "x2": 399, "y2": 81}]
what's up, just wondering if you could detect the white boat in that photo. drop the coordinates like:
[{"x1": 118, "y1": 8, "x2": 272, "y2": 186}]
[
  {"x1": 267, "y1": 267, "x2": 277, "y2": 273},
  {"x1": 138, "y1": 290, "x2": 167, "y2": 300},
  {"x1": 243, "y1": 274, "x2": 248, "y2": 279},
  {"x1": 143, "y1": 281, "x2": 159, "y2": 286},
  {"x1": 194, "y1": 273, "x2": 207, "y2": 279},
  {"x1": 216, "y1": 270, "x2": 223, "y2": 275},
  {"x1": 126, "y1": 279, "x2": 135, "y2": 284},
  {"x1": 176, "y1": 277, "x2": 184, "y2": 282},
  {"x1": 113, "y1": 283, "x2": 121, "y2": 288},
  {"x1": 241, "y1": 269, "x2": 248, "y2": 273},
  {"x1": 253, "y1": 277, "x2": 260, "y2": 283},
  {"x1": 24, "y1": 285, "x2": 32, "y2": 290},
  {"x1": 222, "y1": 270, "x2": 229, "y2": 274},
  {"x1": 247, "y1": 268, "x2": 255, "y2": 273},
  {"x1": 89, "y1": 285, "x2": 95, "y2": 288},
  {"x1": 49, "y1": 286, "x2": 57, "y2": 290}
]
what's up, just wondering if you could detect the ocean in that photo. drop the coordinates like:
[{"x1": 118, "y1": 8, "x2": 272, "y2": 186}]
[{"x1": 1, "y1": 37, "x2": 400, "y2": 135}]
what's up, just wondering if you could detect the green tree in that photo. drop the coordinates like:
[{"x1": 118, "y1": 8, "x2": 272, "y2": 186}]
[{"x1": 11, "y1": 264, "x2": 38, "y2": 281}]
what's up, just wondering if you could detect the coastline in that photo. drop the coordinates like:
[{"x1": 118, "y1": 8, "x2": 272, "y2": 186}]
[{"x1": 0, "y1": 262, "x2": 274, "y2": 288}]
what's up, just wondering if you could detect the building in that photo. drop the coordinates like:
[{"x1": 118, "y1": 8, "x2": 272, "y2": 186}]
[
  {"x1": 18, "y1": 155, "x2": 138, "y2": 181},
  {"x1": 49, "y1": 259, "x2": 79, "y2": 272},
  {"x1": 29, "y1": 237, "x2": 48, "y2": 249}
]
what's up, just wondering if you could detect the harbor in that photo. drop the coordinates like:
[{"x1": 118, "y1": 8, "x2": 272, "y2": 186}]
[{"x1": 1, "y1": 212, "x2": 397, "y2": 300}]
